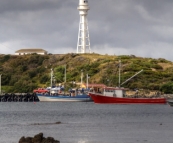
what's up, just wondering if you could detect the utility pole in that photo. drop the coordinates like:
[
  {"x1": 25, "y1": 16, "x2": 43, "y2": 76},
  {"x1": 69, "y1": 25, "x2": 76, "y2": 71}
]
[{"x1": 0, "y1": 74, "x2": 2, "y2": 94}]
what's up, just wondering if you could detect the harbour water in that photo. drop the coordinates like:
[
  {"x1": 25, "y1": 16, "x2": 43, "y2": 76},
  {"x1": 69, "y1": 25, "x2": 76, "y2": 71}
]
[{"x1": 0, "y1": 102, "x2": 173, "y2": 143}]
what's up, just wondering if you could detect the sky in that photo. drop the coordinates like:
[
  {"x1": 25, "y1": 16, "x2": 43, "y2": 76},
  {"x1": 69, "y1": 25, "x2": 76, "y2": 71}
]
[{"x1": 0, "y1": 0, "x2": 173, "y2": 61}]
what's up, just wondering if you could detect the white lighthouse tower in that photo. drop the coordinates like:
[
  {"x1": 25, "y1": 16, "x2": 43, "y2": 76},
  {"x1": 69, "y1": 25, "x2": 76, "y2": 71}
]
[{"x1": 77, "y1": 0, "x2": 91, "y2": 53}]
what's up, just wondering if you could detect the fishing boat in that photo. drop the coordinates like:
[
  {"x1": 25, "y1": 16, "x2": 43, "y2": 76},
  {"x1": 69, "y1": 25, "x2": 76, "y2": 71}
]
[
  {"x1": 167, "y1": 100, "x2": 173, "y2": 106},
  {"x1": 89, "y1": 87, "x2": 166, "y2": 104},
  {"x1": 37, "y1": 89, "x2": 91, "y2": 102},
  {"x1": 35, "y1": 67, "x2": 91, "y2": 102},
  {"x1": 89, "y1": 60, "x2": 166, "y2": 104}
]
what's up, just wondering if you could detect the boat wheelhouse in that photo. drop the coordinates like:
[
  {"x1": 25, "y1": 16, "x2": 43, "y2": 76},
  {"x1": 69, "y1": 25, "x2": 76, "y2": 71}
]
[{"x1": 101, "y1": 87, "x2": 126, "y2": 97}]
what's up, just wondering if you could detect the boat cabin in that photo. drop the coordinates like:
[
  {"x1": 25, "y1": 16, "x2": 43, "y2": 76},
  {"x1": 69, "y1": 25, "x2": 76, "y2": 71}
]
[
  {"x1": 86, "y1": 84, "x2": 107, "y2": 92},
  {"x1": 103, "y1": 87, "x2": 126, "y2": 98},
  {"x1": 47, "y1": 86, "x2": 64, "y2": 95},
  {"x1": 69, "y1": 88, "x2": 88, "y2": 96}
]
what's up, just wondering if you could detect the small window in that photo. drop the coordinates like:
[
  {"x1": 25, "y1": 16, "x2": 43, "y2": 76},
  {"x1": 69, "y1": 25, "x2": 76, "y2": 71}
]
[{"x1": 84, "y1": 1, "x2": 85, "y2": 3}]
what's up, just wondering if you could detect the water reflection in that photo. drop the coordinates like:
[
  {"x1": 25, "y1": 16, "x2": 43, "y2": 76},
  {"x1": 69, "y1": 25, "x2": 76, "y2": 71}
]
[{"x1": 78, "y1": 140, "x2": 88, "y2": 143}]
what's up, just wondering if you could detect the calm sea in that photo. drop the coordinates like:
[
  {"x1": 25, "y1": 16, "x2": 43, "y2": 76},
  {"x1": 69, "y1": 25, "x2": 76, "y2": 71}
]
[{"x1": 0, "y1": 102, "x2": 173, "y2": 143}]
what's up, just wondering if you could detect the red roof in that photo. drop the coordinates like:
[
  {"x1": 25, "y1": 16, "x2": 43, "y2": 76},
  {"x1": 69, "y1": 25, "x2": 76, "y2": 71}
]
[
  {"x1": 85, "y1": 84, "x2": 107, "y2": 88},
  {"x1": 104, "y1": 87, "x2": 127, "y2": 90}
]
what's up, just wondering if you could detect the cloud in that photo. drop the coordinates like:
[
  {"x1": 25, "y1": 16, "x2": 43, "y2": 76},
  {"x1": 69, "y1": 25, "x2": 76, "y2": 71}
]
[{"x1": 0, "y1": 0, "x2": 173, "y2": 61}]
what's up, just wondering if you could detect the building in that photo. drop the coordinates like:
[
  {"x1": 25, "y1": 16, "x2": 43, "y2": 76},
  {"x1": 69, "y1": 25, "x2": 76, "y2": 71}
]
[{"x1": 15, "y1": 48, "x2": 48, "y2": 55}]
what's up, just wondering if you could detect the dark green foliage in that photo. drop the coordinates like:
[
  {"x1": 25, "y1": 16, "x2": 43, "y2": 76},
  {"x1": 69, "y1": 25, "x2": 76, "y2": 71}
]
[
  {"x1": 103, "y1": 59, "x2": 110, "y2": 63},
  {"x1": 28, "y1": 55, "x2": 39, "y2": 64},
  {"x1": 9, "y1": 75, "x2": 19, "y2": 86},
  {"x1": 1, "y1": 54, "x2": 173, "y2": 93},
  {"x1": 38, "y1": 56, "x2": 45, "y2": 65},
  {"x1": 55, "y1": 66, "x2": 65, "y2": 73},
  {"x1": 12, "y1": 81, "x2": 37, "y2": 93},
  {"x1": 87, "y1": 62, "x2": 100, "y2": 76},
  {"x1": 28, "y1": 69, "x2": 37, "y2": 78},
  {"x1": 37, "y1": 66, "x2": 46, "y2": 73},
  {"x1": 160, "y1": 82, "x2": 173, "y2": 94},
  {"x1": 158, "y1": 58, "x2": 168, "y2": 63},
  {"x1": 1, "y1": 55, "x2": 10, "y2": 63},
  {"x1": 151, "y1": 64, "x2": 163, "y2": 70},
  {"x1": 54, "y1": 66, "x2": 66, "y2": 83},
  {"x1": 54, "y1": 72, "x2": 64, "y2": 83},
  {"x1": 40, "y1": 75, "x2": 49, "y2": 84},
  {"x1": 119, "y1": 55, "x2": 132, "y2": 59},
  {"x1": 28, "y1": 55, "x2": 48, "y2": 65},
  {"x1": 149, "y1": 83, "x2": 160, "y2": 90},
  {"x1": 22, "y1": 65, "x2": 28, "y2": 72},
  {"x1": 1, "y1": 73, "x2": 11, "y2": 85},
  {"x1": 124, "y1": 64, "x2": 142, "y2": 72}
]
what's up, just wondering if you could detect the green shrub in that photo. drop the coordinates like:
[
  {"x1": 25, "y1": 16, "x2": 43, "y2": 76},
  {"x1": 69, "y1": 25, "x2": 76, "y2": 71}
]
[{"x1": 160, "y1": 82, "x2": 173, "y2": 94}]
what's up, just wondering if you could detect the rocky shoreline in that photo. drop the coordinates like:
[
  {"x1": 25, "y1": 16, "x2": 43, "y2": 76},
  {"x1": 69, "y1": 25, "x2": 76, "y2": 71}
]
[{"x1": 18, "y1": 133, "x2": 60, "y2": 143}]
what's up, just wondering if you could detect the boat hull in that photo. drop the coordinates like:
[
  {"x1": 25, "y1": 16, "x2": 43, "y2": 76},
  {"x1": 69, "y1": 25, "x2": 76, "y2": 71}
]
[
  {"x1": 167, "y1": 101, "x2": 173, "y2": 106},
  {"x1": 89, "y1": 93, "x2": 166, "y2": 104},
  {"x1": 37, "y1": 94, "x2": 92, "y2": 102}
]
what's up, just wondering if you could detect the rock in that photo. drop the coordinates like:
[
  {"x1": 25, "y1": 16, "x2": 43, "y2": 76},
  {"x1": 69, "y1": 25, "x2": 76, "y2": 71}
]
[
  {"x1": 18, "y1": 133, "x2": 60, "y2": 143},
  {"x1": 25, "y1": 137, "x2": 33, "y2": 143},
  {"x1": 42, "y1": 137, "x2": 60, "y2": 143},
  {"x1": 32, "y1": 132, "x2": 43, "y2": 143},
  {"x1": 19, "y1": 137, "x2": 26, "y2": 143}
]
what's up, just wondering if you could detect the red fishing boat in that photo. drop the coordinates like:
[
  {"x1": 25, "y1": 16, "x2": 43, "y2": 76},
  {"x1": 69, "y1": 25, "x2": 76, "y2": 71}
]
[
  {"x1": 89, "y1": 60, "x2": 166, "y2": 104},
  {"x1": 89, "y1": 87, "x2": 166, "y2": 104}
]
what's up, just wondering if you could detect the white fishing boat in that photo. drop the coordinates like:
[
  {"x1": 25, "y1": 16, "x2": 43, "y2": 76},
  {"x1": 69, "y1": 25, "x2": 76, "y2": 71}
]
[
  {"x1": 37, "y1": 91, "x2": 91, "y2": 102},
  {"x1": 36, "y1": 67, "x2": 92, "y2": 102}
]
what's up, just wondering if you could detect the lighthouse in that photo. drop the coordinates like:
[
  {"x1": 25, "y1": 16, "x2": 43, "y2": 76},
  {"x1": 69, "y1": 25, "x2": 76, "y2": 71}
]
[{"x1": 77, "y1": 0, "x2": 91, "y2": 53}]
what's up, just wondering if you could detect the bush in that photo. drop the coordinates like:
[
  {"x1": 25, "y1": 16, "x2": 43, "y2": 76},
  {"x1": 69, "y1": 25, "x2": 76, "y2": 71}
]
[
  {"x1": 152, "y1": 64, "x2": 163, "y2": 70},
  {"x1": 28, "y1": 70, "x2": 37, "y2": 78},
  {"x1": 40, "y1": 75, "x2": 49, "y2": 84},
  {"x1": 2, "y1": 55, "x2": 11, "y2": 62},
  {"x1": 160, "y1": 82, "x2": 173, "y2": 94}
]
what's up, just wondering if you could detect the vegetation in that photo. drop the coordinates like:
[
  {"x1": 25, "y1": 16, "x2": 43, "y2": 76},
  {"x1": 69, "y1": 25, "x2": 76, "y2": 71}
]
[{"x1": 0, "y1": 53, "x2": 173, "y2": 93}]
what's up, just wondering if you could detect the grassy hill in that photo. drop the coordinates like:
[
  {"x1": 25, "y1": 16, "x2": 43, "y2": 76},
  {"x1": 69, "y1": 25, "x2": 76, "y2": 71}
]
[{"x1": 0, "y1": 53, "x2": 173, "y2": 93}]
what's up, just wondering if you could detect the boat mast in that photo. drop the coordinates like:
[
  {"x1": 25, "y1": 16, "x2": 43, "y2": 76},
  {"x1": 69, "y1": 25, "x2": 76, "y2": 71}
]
[
  {"x1": 51, "y1": 68, "x2": 53, "y2": 87},
  {"x1": 118, "y1": 60, "x2": 121, "y2": 87},
  {"x1": 64, "y1": 65, "x2": 66, "y2": 83},
  {"x1": 50, "y1": 68, "x2": 53, "y2": 93},
  {"x1": 86, "y1": 73, "x2": 89, "y2": 90},
  {"x1": 81, "y1": 70, "x2": 83, "y2": 85},
  {"x1": 0, "y1": 74, "x2": 1, "y2": 94}
]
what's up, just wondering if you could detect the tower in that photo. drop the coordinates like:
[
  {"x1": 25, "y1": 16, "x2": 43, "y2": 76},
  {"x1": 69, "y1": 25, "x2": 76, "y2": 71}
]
[{"x1": 77, "y1": 0, "x2": 91, "y2": 53}]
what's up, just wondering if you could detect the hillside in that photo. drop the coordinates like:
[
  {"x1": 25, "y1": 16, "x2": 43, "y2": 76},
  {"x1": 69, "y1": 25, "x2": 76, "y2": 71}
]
[{"x1": 0, "y1": 53, "x2": 173, "y2": 93}]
